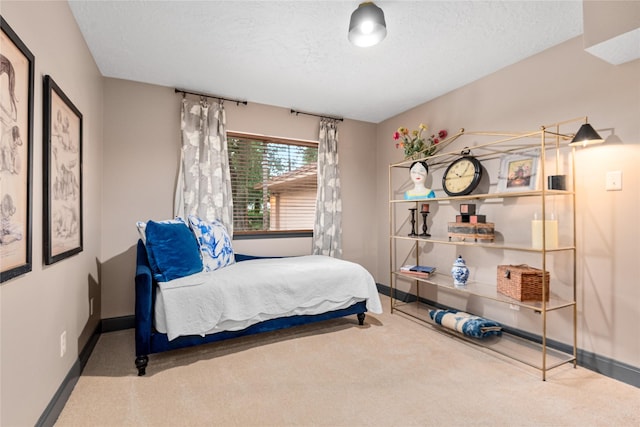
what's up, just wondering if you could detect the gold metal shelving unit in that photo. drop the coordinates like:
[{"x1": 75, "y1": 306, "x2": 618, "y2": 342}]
[{"x1": 388, "y1": 122, "x2": 579, "y2": 380}]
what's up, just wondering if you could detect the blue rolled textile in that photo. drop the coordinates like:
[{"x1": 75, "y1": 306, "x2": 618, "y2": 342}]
[{"x1": 428, "y1": 309, "x2": 502, "y2": 339}]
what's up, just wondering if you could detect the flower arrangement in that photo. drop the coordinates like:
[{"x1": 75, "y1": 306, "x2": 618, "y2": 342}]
[{"x1": 393, "y1": 124, "x2": 448, "y2": 160}]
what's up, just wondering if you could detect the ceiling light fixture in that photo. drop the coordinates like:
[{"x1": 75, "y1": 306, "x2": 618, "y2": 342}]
[
  {"x1": 348, "y1": 2, "x2": 387, "y2": 47},
  {"x1": 569, "y1": 121, "x2": 604, "y2": 147}
]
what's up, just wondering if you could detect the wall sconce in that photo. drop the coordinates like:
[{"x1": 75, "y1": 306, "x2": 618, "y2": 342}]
[
  {"x1": 348, "y1": 2, "x2": 387, "y2": 47},
  {"x1": 543, "y1": 116, "x2": 604, "y2": 190},
  {"x1": 569, "y1": 122, "x2": 604, "y2": 147}
]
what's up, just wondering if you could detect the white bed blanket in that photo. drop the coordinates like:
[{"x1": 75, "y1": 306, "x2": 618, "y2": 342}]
[{"x1": 155, "y1": 255, "x2": 383, "y2": 340}]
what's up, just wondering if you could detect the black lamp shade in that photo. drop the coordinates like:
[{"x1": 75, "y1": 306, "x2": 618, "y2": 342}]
[
  {"x1": 348, "y1": 2, "x2": 387, "y2": 47},
  {"x1": 569, "y1": 123, "x2": 604, "y2": 147}
]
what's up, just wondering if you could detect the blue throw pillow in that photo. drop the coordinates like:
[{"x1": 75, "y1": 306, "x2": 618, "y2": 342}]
[
  {"x1": 136, "y1": 217, "x2": 184, "y2": 245},
  {"x1": 145, "y1": 220, "x2": 203, "y2": 282}
]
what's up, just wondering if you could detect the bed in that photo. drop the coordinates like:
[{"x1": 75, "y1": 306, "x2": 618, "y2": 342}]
[{"x1": 134, "y1": 218, "x2": 383, "y2": 376}]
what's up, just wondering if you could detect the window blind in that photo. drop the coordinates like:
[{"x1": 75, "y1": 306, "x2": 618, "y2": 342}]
[{"x1": 227, "y1": 132, "x2": 318, "y2": 234}]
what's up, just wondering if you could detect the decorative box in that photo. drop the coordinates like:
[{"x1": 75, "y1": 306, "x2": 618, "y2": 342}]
[
  {"x1": 456, "y1": 214, "x2": 487, "y2": 224},
  {"x1": 497, "y1": 264, "x2": 550, "y2": 301},
  {"x1": 448, "y1": 222, "x2": 495, "y2": 242},
  {"x1": 459, "y1": 204, "x2": 476, "y2": 215}
]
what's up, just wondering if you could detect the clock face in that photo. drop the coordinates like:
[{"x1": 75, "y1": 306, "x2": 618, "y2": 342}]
[{"x1": 442, "y1": 156, "x2": 482, "y2": 196}]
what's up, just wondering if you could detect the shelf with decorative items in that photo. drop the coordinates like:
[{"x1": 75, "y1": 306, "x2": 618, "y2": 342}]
[
  {"x1": 388, "y1": 119, "x2": 592, "y2": 380},
  {"x1": 391, "y1": 269, "x2": 574, "y2": 312}
]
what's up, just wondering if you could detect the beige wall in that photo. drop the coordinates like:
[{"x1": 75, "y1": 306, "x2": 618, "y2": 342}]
[
  {"x1": 101, "y1": 79, "x2": 180, "y2": 318},
  {"x1": 376, "y1": 36, "x2": 640, "y2": 368},
  {"x1": 583, "y1": 0, "x2": 640, "y2": 49},
  {"x1": 101, "y1": 79, "x2": 378, "y2": 318},
  {"x1": 0, "y1": 2, "x2": 103, "y2": 426}
]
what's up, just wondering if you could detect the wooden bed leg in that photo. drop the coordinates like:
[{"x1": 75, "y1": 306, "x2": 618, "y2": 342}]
[
  {"x1": 135, "y1": 355, "x2": 148, "y2": 376},
  {"x1": 357, "y1": 313, "x2": 365, "y2": 325}
]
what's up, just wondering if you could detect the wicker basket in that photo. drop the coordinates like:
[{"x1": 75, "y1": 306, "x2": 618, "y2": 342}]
[{"x1": 497, "y1": 264, "x2": 550, "y2": 301}]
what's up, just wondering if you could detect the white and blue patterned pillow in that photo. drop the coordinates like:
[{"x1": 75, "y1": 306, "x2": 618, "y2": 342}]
[{"x1": 187, "y1": 216, "x2": 235, "y2": 271}]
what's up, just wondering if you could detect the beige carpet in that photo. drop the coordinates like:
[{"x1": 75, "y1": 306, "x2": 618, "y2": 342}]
[{"x1": 56, "y1": 295, "x2": 639, "y2": 426}]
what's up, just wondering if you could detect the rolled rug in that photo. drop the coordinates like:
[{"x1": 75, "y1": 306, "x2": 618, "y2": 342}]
[{"x1": 428, "y1": 309, "x2": 502, "y2": 339}]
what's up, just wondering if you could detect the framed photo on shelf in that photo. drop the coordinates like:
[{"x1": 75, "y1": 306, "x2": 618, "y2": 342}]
[
  {"x1": 43, "y1": 75, "x2": 83, "y2": 265},
  {"x1": 1, "y1": 17, "x2": 35, "y2": 283},
  {"x1": 496, "y1": 151, "x2": 539, "y2": 193}
]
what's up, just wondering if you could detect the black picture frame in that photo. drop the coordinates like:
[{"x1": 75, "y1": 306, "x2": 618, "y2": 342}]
[
  {"x1": 43, "y1": 75, "x2": 83, "y2": 264},
  {"x1": 1, "y1": 17, "x2": 34, "y2": 283}
]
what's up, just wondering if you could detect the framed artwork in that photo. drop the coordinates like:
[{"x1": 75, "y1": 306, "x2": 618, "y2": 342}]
[
  {"x1": 43, "y1": 75, "x2": 83, "y2": 264},
  {"x1": 1, "y1": 17, "x2": 34, "y2": 283},
  {"x1": 497, "y1": 151, "x2": 539, "y2": 193}
]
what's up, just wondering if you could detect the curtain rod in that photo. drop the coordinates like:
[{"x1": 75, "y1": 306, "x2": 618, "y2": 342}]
[
  {"x1": 175, "y1": 88, "x2": 248, "y2": 106},
  {"x1": 290, "y1": 109, "x2": 344, "y2": 122}
]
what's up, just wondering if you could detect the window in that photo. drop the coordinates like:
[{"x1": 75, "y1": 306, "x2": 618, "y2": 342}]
[{"x1": 227, "y1": 132, "x2": 318, "y2": 236}]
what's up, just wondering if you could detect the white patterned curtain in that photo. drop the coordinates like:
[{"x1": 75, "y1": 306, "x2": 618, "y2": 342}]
[
  {"x1": 312, "y1": 119, "x2": 342, "y2": 258},
  {"x1": 174, "y1": 97, "x2": 233, "y2": 235}
]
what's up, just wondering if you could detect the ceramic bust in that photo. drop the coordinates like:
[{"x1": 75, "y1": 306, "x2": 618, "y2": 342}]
[{"x1": 404, "y1": 161, "x2": 435, "y2": 199}]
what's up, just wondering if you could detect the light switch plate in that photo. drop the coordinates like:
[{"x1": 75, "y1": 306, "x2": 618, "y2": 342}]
[{"x1": 605, "y1": 171, "x2": 622, "y2": 191}]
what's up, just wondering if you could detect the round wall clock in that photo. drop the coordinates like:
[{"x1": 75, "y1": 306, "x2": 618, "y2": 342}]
[{"x1": 442, "y1": 155, "x2": 482, "y2": 196}]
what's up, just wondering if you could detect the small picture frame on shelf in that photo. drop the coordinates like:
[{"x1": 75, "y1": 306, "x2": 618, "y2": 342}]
[{"x1": 497, "y1": 151, "x2": 539, "y2": 193}]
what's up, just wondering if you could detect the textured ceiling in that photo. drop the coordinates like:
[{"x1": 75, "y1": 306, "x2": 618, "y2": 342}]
[{"x1": 68, "y1": 1, "x2": 584, "y2": 123}]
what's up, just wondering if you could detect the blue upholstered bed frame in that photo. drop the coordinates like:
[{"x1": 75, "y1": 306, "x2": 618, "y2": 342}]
[{"x1": 134, "y1": 240, "x2": 368, "y2": 376}]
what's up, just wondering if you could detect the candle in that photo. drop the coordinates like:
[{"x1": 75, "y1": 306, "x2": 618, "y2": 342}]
[
  {"x1": 421, "y1": 203, "x2": 429, "y2": 212},
  {"x1": 531, "y1": 220, "x2": 558, "y2": 249}
]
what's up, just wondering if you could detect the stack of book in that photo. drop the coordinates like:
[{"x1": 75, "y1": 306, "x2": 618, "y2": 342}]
[{"x1": 399, "y1": 265, "x2": 436, "y2": 278}]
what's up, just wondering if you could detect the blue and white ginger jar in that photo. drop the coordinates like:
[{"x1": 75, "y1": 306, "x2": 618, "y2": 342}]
[{"x1": 451, "y1": 255, "x2": 470, "y2": 287}]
